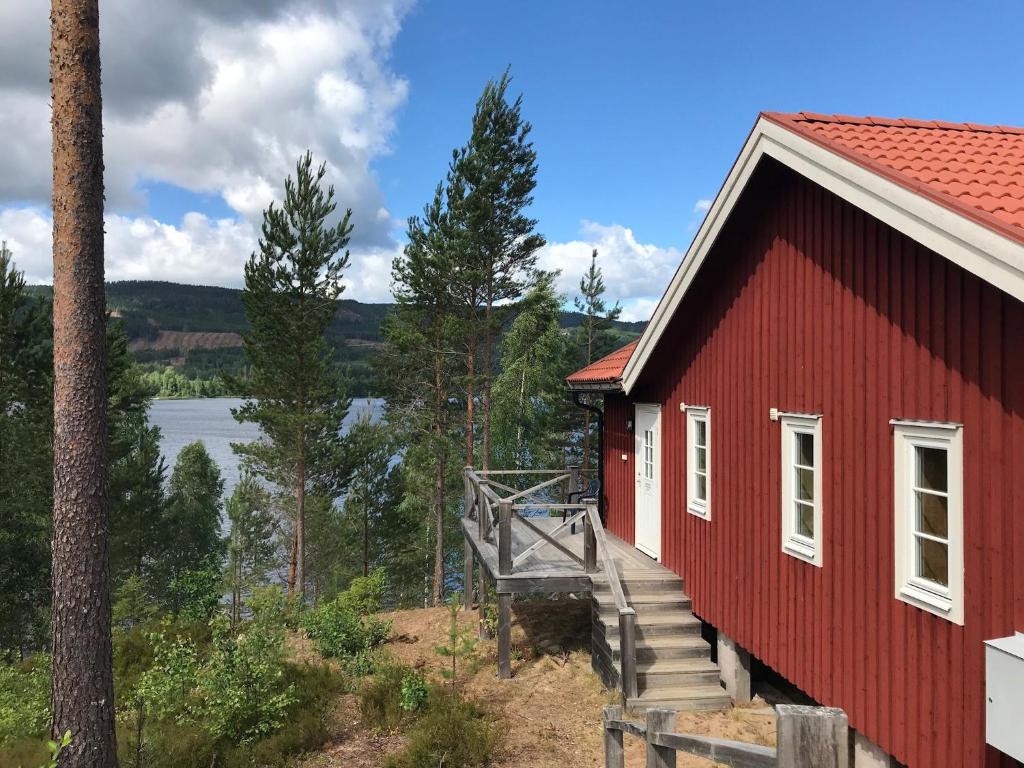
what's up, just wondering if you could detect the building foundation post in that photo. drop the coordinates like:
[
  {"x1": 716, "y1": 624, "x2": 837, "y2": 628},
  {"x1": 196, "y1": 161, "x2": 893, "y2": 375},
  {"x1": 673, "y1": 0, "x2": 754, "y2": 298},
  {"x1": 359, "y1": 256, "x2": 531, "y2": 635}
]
[
  {"x1": 852, "y1": 730, "x2": 898, "y2": 767},
  {"x1": 717, "y1": 632, "x2": 752, "y2": 704}
]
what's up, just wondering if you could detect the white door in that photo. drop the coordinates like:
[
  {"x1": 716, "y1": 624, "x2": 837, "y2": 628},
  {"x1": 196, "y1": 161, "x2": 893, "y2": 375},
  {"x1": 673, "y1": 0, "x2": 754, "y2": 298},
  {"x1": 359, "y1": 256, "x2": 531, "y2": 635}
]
[{"x1": 634, "y1": 403, "x2": 662, "y2": 560}]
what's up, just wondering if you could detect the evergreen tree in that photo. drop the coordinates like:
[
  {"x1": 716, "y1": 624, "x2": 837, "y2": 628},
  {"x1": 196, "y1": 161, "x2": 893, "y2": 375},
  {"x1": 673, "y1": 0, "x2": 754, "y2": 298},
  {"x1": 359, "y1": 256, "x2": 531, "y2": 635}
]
[
  {"x1": 491, "y1": 273, "x2": 573, "y2": 471},
  {"x1": 232, "y1": 152, "x2": 354, "y2": 602},
  {"x1": 0, "y1": 245, "x2": 53, "y2": 654},
  {"x1": 573, "y1": 249, "x2": 621, "y2": 470},
  {"x1": 226, "y1": 472, "x2": 276, "y2": 628},
  {"x1": 107, "y1": 413, "x2": 167, "y2": 589},
  {"x1": 156, "y1": 441, "x2": 226, "y2": 612},
  {"x1": 448, "y1": 69, "x2": 545, "y2": 471},
  {"x1": 381, "y1": 183, "x2": 462, "y2": 605}
]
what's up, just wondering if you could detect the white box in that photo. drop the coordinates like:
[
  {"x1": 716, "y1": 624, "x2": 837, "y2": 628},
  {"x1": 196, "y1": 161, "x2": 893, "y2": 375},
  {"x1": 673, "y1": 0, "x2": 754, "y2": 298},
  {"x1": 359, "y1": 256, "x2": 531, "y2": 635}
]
[{"x1": 985, "y1": 633, "x2": 1024, "y2": 762}]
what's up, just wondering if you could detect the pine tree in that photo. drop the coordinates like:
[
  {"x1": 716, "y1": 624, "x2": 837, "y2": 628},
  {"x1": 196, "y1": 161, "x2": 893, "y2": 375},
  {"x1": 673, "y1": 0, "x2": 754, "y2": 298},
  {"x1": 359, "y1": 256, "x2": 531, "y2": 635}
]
[
  {"x1": 573, "y1": 249, "x2": 621, "y2": 470},
  {"x1": 232, "y1": 152, "x2": 354, "y2": 602},
  {"x1": 449, "y1": 69, "x2": 545, "y2": 471},
  {"x1": 491, "y1": 273, "x2": 572, "y2": 470},
  {"x1": 48, "y1": 0, "x2": 119, "y2": 762},
  {"x1": 0, "y1": 246, "x2": 53, "y2": 654},
  {"x1": 226, "y1": 472, "x2": 276, "y2": 628},
  {"x1": 381, "y1": 182, "x2": 462, "y2": 605},
  {"x1": 159, "y1": 441, "x2": 226, "y2": 599}
]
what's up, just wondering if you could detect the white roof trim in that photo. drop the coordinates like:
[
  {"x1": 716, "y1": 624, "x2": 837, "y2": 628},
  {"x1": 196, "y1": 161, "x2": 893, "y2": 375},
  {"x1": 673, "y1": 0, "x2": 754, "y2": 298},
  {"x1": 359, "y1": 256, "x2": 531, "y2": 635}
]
[{"x1": 621, "y1": 116, "x2": 1024, "y2": 394}]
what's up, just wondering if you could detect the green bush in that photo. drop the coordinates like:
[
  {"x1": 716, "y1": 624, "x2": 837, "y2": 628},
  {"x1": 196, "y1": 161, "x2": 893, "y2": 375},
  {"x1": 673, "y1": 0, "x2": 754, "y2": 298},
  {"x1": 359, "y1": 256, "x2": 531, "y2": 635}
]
[
  {"x1": 399, "y1": 670, "x2": 428, "y2": 713},
  {"x1": 385, "y1": 689, "x2": 494, "y2": 768},
  {"x1": 0, "y1": 655, "x2": 50, "y2": 744},
  {"x1": 302, "y1": 571, "x2": 391, "y2": 660}
]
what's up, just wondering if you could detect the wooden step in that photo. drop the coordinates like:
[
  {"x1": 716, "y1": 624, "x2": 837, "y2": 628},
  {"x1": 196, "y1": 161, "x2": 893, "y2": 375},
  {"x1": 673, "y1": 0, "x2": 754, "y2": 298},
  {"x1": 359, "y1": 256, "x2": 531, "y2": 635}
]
[
  {"x1": 592, "y1": 630, "x2": 712, "y2": 663},
  {"x1": 627, "y1": 684, "x2": 732, "y2": 713},
  {"x1": 592, "y1": 592, "x2": 692, "y2": 612},
  {"x1": 598, "y1": 612, "x2": 702, "y2": 640},
  {"x1": 637, "y1": 658, "x2": 722, "y2": 689},
  {"x1": 591, "y1": 575, "x2": 684, "y2": 597}
]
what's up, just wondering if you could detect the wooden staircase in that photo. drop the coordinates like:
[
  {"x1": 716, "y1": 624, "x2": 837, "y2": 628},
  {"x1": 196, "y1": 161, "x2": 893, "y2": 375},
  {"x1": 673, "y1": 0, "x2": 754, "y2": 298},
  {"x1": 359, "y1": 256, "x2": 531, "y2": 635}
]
[{"x1": 590, "y1": 571, "x2": 732, "y2": 712}]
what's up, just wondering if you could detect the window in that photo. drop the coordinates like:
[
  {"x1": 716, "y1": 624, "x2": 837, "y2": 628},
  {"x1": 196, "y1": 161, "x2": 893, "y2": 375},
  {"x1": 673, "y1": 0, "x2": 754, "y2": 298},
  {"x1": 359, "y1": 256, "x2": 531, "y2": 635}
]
[
  {"x1": 685, "y1": 406, "x2": 710, "y2": 519},
  {"x1": 780, "y1": 413, "x2": 822, "y2": 566},
  {"x1": 893, "y1": 420, "x2": 964, "y2": 624},
  {"x1": 643, "y1": 429, "x2": 654, "y2": 480}
]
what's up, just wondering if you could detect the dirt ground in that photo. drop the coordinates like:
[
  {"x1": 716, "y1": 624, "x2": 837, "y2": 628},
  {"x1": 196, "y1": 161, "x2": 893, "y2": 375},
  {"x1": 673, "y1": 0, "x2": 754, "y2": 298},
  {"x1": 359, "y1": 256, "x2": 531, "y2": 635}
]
[{"x1": 301, "y1": 598, "x2": 777, "y2": 768}]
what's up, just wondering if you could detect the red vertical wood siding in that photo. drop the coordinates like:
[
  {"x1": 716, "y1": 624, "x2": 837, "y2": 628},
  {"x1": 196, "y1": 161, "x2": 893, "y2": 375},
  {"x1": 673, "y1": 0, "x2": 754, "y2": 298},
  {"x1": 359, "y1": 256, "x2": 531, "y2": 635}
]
[{"x1": 601, "y1": 159, "x2": 1024, "y2": 768}]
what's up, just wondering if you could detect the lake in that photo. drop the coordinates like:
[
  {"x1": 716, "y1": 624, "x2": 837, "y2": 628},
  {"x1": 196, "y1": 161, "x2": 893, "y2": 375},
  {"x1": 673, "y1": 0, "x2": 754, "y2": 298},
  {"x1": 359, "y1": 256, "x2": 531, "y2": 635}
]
[{"x1": 149, "y1": 397, "x2": 385, "y2": 499}]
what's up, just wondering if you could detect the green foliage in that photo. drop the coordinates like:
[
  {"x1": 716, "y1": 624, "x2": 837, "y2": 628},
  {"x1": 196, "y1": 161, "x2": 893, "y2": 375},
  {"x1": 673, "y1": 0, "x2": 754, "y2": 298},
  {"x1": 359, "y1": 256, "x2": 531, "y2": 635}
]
[
  {"x1": 358, "y1": 663, "x2": 407, "y2": 731},
  {"x1": 491, "y1": 273, "x2": 575, "y2": 470},
  {"x1": 384, "y1": 689, "x2": 494, "y2": 768},
  {"x1": 41, "y1": 730, "x2": 71, "y2": 768},
  {"x1": 301, "y1": 571, "x2": 391, "y2": 660},
  {"x1": 399, "y1": 670, "x2": 428, "y2": 713},
  {"x1": 227, "y1": 474, "x2": 277, "y2": 626},
  {"x1": 434, "y1": 595, "x2": 478, "y2": 692},
  {"x1": 136, "y1": 613, "x2": 297, "y2": 746},
  {"x1": 0, "y1": 246, "x2": 52, "y2": 653},
  {"x1": 196, "y1": 618, "x2": 296, "y2": 743},
  {"x1": 139, "y1": 367, "x2": 229, "y2": 399},
  {"x1": 0, "y1": 655, "x2": 49, "y2": 744}
]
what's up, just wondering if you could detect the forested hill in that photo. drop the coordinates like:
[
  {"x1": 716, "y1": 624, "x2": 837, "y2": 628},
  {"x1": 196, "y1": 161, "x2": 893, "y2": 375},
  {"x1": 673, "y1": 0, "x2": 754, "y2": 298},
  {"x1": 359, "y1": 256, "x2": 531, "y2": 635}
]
[{"x1": 27, "y1": 280, "x2": 646, "y2": 396}]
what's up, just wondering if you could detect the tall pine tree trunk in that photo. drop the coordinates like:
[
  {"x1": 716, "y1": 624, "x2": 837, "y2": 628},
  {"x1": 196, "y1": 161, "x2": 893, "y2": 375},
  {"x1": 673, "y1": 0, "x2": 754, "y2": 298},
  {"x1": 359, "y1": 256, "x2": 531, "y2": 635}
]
[
  {"x1": 432, "y1": 351, "x2": 446, "y2": 604},
  {"x1": 464, "y1": 335, "x2": 476, "y2": 467},
  {"x1": 49, "y1": 2, "x2": 119, "y2": 765},
  {"x1": 481, "y1": 300, "x2": 493, "y2": 472},
  {"x1": 295, "y1": 428, "x2": 306, "y2": 601}
]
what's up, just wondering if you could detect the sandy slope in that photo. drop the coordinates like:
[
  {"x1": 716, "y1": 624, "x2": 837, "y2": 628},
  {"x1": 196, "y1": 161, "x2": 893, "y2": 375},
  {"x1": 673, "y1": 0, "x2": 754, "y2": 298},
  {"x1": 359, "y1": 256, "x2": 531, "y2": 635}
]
[{"x1": 302, "y1": 599, "x2": 776, "y2": 767}]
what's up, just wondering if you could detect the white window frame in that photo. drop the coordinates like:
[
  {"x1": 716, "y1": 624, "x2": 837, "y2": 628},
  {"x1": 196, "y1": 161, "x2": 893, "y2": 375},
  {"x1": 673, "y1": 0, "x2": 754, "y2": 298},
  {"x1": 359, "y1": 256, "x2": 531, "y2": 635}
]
[
  {"x1": 892, "y1": 420, "x2": 964, "y2": 625},
  {"x1": 685, "y1": 405, "x2": 710, "y2": 519},
  {"x1": 780, "y1": 413, "x2": 823, "y2": 566}
]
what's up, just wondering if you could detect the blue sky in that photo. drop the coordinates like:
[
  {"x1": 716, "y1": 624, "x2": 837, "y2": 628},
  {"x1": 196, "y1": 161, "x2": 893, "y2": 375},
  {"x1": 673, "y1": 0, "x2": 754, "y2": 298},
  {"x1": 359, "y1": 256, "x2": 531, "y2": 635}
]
[{"x1": 2, "y1": 0, "x2": 1023, "y2": 319}]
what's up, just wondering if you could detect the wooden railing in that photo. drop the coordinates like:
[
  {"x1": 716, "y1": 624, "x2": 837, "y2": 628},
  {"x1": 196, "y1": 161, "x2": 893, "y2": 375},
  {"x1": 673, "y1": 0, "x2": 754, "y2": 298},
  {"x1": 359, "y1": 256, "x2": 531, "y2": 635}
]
[
  {"x1": 462, "y1": 467, "x2": 636, "y2": 698},
  {"x1": 584, "y1": 500, "x2": 637, "y2": 700},
  {"x1": 602, "y1": 704, "x2": 850, "y2": 768}
]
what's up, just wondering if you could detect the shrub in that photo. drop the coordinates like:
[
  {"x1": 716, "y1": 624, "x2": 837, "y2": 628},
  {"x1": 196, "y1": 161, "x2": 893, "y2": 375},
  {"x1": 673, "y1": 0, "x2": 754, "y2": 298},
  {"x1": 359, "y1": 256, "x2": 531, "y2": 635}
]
[
  {"x1": 358, "y1": 663, "x2": 407, "y2": 731},
  {"x1": 385, "y1": 689, "x2": 494, "y2": 768},
  {"x1": 399, "y1": 670, "x2": 428, "y2": 713},
  {"x1": 302, "y1": 572, "x2": 391, "y2": 661},
  {"x1": 0, "y1": 655, "x2": 50, "y2": 744}
]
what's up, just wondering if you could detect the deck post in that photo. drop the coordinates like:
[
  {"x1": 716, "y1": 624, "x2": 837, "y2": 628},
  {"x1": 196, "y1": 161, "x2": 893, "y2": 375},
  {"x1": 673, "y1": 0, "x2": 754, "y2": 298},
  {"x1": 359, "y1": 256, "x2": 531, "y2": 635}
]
[
  {"x1": 463, "y1": 466, "x2": 473, "y2": 519},
  {"x1": 498, "y1": 499, "x2": 512, "y2": 576},
  {"x1": 478, "y1": 570, "x2": 491, "y2": 639},
  {"x1": 619, "y1": 607, "x2": 638, "y2": 701},
  {"x1": 645, "y1": 708, "x2": 676, "y2": 768},
  {"x1": 776, "y1": 705, "x2": 850, "y2": 768},
  {"x1": 584, "y1": 499, "x2": 598, "y2": 573},
  {"x1": 603, "y1": 705, "x2": 624, "y2": 768},
  {"x1": 463, "y1": 538, "x2": 474, "y2": 611},
  {"x1": 497, "y1": 592, "x2": 512, "y2": 679}
]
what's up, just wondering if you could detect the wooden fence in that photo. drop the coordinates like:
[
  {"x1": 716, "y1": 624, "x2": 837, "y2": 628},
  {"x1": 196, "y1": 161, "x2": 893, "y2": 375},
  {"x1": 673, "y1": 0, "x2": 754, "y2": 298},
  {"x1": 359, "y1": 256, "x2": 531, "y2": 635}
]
[{"x1": 603, "y1": 704, "x2": 851, "y2": 768}]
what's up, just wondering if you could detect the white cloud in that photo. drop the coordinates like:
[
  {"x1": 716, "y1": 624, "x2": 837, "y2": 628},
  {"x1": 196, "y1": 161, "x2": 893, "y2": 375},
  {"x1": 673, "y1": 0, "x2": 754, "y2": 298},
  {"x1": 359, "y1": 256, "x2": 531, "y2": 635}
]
[
  {"x1": 693, "y1": 198, "x2": 712, "y2": 213},
  {"x1": 0, "y1": 207, "x2": 395, "y2": 301},
  {"x1": 619, "y1": 297, "x2": 659, "y2": 323},
  {"x1": 539, "y1": 221, "x2": 682, "y2": 313},
  {"x1": 0, "y1": 0, "x2": 412, "y2": 247}
]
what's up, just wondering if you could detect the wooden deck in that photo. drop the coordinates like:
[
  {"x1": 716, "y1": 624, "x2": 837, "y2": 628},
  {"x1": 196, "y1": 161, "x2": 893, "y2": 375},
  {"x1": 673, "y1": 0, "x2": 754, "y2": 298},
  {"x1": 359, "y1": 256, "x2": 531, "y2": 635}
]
[{"x1": 462, "y1": 513, "x2": 667, "y2": 594}]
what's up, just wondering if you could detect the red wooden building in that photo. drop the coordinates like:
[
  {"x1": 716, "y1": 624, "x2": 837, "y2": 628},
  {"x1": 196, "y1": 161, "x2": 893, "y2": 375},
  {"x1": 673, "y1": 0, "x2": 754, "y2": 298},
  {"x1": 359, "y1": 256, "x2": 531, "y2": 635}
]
[{"x1": 568, "y1": 113, "x2": 1024, "y2": 768}]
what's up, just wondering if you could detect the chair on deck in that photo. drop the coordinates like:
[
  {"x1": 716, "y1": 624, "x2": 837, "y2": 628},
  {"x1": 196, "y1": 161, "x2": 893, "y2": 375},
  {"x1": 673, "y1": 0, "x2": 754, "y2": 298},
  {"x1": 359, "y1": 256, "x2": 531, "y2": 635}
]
[{"x1": 565, "y1": 477, "x2": 600, "y2": 534}]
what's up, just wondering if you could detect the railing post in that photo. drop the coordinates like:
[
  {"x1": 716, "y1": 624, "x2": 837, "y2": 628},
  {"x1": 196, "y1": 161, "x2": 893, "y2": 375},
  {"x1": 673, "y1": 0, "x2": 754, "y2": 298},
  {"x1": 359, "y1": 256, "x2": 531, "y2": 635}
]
[
  {"x1": 619, "y1": 607, "x2": 638, "y2": 701},
  {"x1": 645, "y1": 708, "x2": 676, "y2": 768},
  {"x1": 603, "y1": 705, "x2": 624, "y2": 768},
  {"x1": 463, "y1": 539, "x2": 474, "y2": 611},
  {"x1": 776, "y1": 705, "x2": 850, "y2": 768},
  {"x1": 464, "y1": 466, "x2": 473, "y2": 519},
  {"x1": 584, "y1": 500, "x2": 598, "y2": 573},
  {"x1": 478, "y1": 482, "x2": 490, "y2": 540},
  {"x1": 498, "y1": 499, "x2": 512, "y2": 576}
]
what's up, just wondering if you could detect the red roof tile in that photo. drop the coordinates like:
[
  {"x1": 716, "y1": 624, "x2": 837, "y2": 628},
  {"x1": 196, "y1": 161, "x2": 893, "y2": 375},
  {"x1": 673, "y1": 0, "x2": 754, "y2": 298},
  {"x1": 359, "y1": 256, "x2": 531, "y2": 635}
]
[
  {"x1": 763, "y1": 112, "x2": 1024, "y2": 244},
  {"x1": 566, "y1": 340, "x2": 638, "y2": 389}
]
